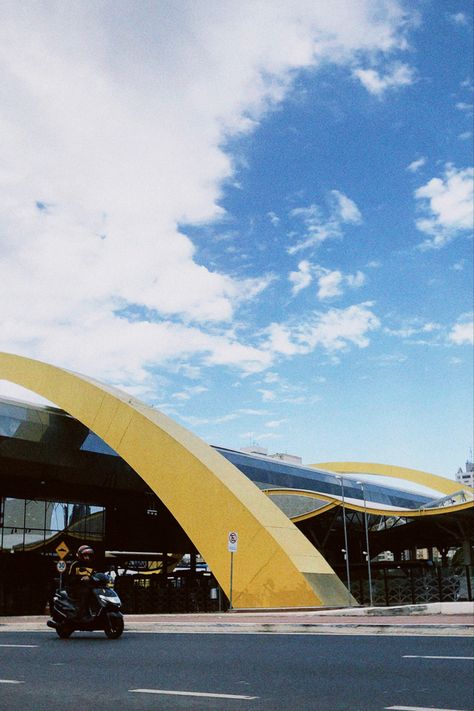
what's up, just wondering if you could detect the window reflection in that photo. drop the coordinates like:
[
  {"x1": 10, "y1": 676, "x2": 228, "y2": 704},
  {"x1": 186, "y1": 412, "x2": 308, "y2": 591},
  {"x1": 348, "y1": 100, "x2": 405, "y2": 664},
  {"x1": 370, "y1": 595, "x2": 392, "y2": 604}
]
[{"x1": 0, "y1": 496, "x2": 105, "y2": 553}]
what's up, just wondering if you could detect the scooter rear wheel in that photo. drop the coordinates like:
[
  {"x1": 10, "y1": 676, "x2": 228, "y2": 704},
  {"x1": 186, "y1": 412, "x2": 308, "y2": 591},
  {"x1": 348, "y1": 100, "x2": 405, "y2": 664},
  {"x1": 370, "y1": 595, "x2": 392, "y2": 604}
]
[{"x1": 104, "y1": 613, "x2": 124, "y2": 639}]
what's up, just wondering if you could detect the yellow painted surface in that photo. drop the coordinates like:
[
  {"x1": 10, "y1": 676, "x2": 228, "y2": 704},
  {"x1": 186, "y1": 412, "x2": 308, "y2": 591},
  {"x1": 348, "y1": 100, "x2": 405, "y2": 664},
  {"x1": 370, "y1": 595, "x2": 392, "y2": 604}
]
[
  {"x1": 313, "y1": 461, "x2": 474, "y2": 496},
  {"x1": 0, "y1": 352, "x2": 353, "y2": 608}
]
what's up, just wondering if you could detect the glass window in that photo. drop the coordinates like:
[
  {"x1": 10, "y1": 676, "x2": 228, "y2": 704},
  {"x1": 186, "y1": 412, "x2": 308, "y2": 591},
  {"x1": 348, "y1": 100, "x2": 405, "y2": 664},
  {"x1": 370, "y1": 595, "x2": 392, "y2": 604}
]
[
  {"x1": 25, "y1": 500, "x2": 46, "y2": 529},
  {"x1": 0, "y1": 496, "x2": 105, "y2": 554},
  {"x1": 3, "y1": 498, "x2": 25, "y2": 528}
]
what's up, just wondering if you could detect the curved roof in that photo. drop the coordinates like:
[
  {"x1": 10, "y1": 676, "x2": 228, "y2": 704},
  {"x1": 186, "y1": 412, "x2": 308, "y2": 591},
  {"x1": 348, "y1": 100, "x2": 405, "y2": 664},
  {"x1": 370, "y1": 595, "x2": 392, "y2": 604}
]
[
  {"x1": 313, "y1": 461, "x2": 473, "y2": 497},
  {"x1": 263, "y1": 487, "x2": 474, "y2": 524}
]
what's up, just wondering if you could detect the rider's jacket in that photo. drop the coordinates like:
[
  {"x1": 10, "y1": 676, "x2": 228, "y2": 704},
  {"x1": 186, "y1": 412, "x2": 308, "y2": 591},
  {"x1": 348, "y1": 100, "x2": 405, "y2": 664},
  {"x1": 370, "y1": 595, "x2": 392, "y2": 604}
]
[{"x1": 66, "y1": 560, "x2": 94, "y2": 590}]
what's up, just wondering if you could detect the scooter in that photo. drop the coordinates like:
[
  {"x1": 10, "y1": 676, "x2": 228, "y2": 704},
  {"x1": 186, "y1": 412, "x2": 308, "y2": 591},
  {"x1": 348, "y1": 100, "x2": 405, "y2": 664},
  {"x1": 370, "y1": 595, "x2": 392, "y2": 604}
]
[{"x1": 47, "y1": 572, "x2": 124, "y2": 639}]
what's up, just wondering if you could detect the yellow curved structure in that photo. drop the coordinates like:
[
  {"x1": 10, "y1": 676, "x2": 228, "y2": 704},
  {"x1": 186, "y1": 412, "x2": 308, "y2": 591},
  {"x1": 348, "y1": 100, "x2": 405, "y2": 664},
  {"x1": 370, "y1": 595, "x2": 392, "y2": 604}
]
[
  {"x1": 313, "y1": 462, "x2": 473, "y2": 496},
  {"x1": 264, "y1": 488, "x2": 474, "y2": 524},
  {"x1": 0, "y1": 352, "x2": 352, "y2": 608}
]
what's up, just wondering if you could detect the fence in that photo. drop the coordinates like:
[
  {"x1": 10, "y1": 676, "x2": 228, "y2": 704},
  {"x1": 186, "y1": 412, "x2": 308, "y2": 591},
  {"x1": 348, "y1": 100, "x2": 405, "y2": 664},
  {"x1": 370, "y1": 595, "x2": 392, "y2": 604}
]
[
  {"x1": 349, "y1": 565, "x2": 473, "y2": 607},
  {"x1": 114, "y1": 575, "x2": 223, "y2": 614}
]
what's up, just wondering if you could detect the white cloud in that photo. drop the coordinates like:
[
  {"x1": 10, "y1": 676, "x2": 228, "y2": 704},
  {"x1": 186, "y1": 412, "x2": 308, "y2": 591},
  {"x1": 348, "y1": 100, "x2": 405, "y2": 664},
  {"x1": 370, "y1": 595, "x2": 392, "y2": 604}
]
[
  {"x1": 264, "y1": 324, "x2": 300, "y2": 357},
  {"x1": 449, "y1": 12, "x2": 468, "y2": 26},
  {"x1": 263, "y1": 372, "x2": 280, "y2": 384},
  {"x1": 415, "y1": 165, "x2": 474, "y2": 249},
  {"x1": 353, "y1": 62, "x2": 415, "y2": 96},
  {"x1": 407, "y1": 157, "x2": 426, "y2": 173},
  {"x1": 449, "y1": 318, "x2": 474, "y2": 346},
  {"x1": 258, "y1": 389, "x2": 277, "y2": 402},
  {"x1": 265, "y1": 419, "x2": 287, "y2": 428},
  {"x1": 384, "y1": 319, "x2": 441, "y2": 340},
  {"x1": 180, "y1": 412, "x2": 239, "y2": 427},
  {"x1": 289, "y1": 260, "x2": 312, "y2": 295},
  {"x1": 330, "y1": 190, "x2": 362, "y2": 223},
  {"x1": 346, "y1": 271, "x2": 366, "y2": 289},
  {"x1": 456, "y1": 102, "x2": 473, "y2": 112},
  {"x1": 315, "y1": 267, "x2": 365, "y2": 300},
  {"x1": 288, "y1": 191, "x2": 362, "y2": 254},
  {"x1": 267, "y1": 211, "x2": 280, "y2": 226},
  {"x1": 317, "y1": 270, "x2": 345, "y2": 299},
  {"x1": 373, "y1": 353, "x2": 408, "y2": 366},
  {"x1": 265, "y1": 303, "x2": 380, "y2": 354},
  {"x1": 172, "y1": 385, "x2": 208, "y2": 401},
  {"x1": 0, "y1": 2, "x2": 412, "y2": 394}
]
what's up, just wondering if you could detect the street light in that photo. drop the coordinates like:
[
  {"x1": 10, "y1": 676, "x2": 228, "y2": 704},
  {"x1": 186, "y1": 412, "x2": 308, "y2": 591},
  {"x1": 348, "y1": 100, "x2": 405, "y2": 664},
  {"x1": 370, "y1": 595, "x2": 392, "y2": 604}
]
[
  {"x1": 335, "y1": 475, "x2": 351, "y2": 605},
  {"x1": 357, "y1": 480, "x2": 373, "y2": 607}
]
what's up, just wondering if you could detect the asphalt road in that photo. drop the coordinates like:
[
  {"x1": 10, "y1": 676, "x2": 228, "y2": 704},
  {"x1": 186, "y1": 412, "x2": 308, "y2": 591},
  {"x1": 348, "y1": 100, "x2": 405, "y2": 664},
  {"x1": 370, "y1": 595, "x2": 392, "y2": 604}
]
[{"x1": 0, "y1": 630, "x2": 473, "y2": 711}]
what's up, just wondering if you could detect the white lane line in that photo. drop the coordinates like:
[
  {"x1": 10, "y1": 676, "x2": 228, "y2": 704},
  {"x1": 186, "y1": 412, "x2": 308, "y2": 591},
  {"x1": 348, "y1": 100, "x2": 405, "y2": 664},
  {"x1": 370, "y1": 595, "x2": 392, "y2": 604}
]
[
  {"x1": 403, "y1": 655, "x2": 474, "y2": 660},
  {"x1": 0, "y1": 644, "x2": 38, "y2": 648},
  {"x1": 129, "y1": 688, "x2": 257, "y2": 700},
  {"x1": 0, "y1": 680, "x2": 25, "y2": 684},
  {"x1": 385, "y1": 706, "x2": 470, "y2": 710}
]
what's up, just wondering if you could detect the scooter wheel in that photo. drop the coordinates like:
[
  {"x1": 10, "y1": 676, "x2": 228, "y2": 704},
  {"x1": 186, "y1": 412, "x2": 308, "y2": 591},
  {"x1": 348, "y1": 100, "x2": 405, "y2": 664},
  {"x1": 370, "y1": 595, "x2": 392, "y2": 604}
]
[
  {"x1": 104, "y1": 613, "x2": 124, "y2": 639},
  {"x1": 56, "y1": 624, "x2": 74, "y2": 639}
]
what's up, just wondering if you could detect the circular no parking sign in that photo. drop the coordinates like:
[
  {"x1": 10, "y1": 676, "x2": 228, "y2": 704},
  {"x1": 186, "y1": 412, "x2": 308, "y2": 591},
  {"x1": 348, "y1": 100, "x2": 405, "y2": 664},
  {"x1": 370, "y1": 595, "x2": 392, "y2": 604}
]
[{"x1": 228, "y1": 531, "x2": 238, "y2": 552}]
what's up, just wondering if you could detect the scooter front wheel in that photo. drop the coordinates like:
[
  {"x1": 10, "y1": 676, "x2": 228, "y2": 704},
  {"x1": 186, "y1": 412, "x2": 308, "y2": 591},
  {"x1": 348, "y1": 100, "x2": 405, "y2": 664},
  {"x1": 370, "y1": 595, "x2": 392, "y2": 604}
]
[
  {"x1": 104, "y1": 612, "x2": 124, "y2": 639},
  {"x1": 56, "y1": 624, "x2": 74, "y2": 639}
]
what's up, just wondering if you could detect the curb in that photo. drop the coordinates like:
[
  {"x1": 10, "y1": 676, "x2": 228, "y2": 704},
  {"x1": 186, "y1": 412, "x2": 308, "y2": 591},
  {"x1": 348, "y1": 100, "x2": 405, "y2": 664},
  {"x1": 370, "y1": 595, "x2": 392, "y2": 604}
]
[{"x1": 1, "y1": 611, "x2": 473, "y2": 637}]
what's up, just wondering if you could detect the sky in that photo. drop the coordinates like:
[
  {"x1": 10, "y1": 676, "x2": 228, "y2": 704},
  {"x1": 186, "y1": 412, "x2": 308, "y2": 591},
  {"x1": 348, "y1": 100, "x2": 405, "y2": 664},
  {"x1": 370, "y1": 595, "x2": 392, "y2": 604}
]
[{"x1": 0, "y1": 0, "x2": 472, "y2": 479}]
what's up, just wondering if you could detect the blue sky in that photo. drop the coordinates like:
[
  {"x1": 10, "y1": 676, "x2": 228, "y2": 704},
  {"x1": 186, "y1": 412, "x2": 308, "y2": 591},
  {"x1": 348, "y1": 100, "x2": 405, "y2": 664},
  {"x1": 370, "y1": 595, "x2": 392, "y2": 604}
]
[{"x1": 0, "y1": 1, "x2": 472, "y2": 478}]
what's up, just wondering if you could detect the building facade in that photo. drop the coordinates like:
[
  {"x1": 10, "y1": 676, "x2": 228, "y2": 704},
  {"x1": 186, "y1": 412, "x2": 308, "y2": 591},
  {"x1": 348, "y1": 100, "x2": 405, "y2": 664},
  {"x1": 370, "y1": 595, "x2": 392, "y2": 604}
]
[{"x1": 0, "y1": 352, "x2": 473, "y2": 614}]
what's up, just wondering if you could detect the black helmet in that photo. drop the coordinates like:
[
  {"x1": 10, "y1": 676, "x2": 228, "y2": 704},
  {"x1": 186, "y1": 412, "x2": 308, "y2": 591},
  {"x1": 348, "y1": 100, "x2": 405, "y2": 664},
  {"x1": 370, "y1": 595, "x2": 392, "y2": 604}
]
[{"x1": 76, "y1": 545, "x2": 94, "y2": 561}]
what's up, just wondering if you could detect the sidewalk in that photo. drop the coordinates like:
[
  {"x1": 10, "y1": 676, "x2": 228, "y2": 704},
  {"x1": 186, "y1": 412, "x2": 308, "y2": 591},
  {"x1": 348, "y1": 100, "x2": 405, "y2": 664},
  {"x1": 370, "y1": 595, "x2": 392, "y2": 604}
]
[{"x1": 1, "y1": 602, "x2": 472, "y2": 636}]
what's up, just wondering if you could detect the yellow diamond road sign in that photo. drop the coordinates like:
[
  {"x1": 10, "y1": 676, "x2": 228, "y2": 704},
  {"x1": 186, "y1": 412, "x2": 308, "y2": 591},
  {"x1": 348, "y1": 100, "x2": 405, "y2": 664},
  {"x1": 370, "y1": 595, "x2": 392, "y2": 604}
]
[{"x1": 55, "y1": 541, "x2": 70, "y2": 560}]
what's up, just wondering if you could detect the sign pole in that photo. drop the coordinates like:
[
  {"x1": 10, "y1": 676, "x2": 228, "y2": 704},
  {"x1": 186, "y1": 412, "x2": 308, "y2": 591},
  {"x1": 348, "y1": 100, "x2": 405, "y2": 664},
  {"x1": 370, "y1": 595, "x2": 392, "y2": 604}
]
[
  {"x1": 229, "y1": 551, "x2": 234, "y2": 610},
  {"x1": 56, "y1": 559, "x2": 67, "y2": 590},
  {"x1": 227, "y1": 531, "x2": 238, "y2": 611}
]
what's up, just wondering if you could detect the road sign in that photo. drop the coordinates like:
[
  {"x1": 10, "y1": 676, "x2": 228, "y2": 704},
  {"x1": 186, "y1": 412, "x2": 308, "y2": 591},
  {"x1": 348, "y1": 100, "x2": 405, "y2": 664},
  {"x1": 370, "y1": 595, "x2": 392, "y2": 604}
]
[
  {"x1": 56, "y1": 560, "x2": 67, "y2": 573},
  {"x1": 228, "y1": 531, "x2": 238, "y2": 552},
  {"x1": 55, "y1": 541, "x2": 70, "y2": 560}
]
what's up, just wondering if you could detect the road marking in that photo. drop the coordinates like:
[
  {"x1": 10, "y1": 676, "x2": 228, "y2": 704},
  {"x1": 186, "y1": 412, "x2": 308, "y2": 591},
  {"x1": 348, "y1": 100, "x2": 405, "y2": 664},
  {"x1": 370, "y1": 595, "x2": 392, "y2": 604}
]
[
  {"x1": 386, "y1": 706, "x2": 470, "y2": 710},
  {"x1": 403, "y1": 655, "x2": 474, "y2": 660},
  {"x1": 0, "y1": 644, "x2": 38, "y2": 648},
  {"x1": 129, "y1": 688, "x2": 257, "y2": 700},
  {"x1": 0, "y1": 680, "x2": 25, "y2": 684}
]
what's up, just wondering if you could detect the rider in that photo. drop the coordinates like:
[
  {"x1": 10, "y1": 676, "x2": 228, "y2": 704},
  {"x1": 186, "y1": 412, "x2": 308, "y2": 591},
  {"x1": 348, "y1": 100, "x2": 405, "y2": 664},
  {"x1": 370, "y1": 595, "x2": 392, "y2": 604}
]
[{"x1": 66, "y1": 545, "x2": 95, "y2": 621}]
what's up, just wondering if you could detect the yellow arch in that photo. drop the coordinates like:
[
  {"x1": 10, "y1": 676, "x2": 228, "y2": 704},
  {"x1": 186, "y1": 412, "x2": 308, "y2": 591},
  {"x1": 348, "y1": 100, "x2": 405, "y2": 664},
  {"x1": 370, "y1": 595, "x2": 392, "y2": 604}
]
[
  {"x1": 0, "y1": 352, "x2": 353, "y2": 608},
  {"x1": 312, "y1": 462, "x2": 473, "y2": 496}
]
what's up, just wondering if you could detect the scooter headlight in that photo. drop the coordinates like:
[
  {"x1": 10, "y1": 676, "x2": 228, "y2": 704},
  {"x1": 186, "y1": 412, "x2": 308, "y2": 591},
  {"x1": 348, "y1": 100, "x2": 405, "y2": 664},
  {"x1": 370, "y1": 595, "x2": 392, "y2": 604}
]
[{"x1": 98, "y1": 592, "x2": 120, "y2": 605}]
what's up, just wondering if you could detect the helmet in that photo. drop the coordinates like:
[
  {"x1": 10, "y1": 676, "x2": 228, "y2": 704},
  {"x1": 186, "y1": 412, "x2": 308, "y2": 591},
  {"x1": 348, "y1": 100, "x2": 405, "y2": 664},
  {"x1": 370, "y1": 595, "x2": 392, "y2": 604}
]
[{"x1": 76, "y1": 545, "x2": 94, "y2": 561}]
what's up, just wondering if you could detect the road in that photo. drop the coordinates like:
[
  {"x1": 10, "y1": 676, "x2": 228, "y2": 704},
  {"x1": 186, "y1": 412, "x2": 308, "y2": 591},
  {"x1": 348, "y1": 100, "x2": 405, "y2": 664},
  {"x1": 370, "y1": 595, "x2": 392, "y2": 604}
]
[{"x1": 0, "y1": 630, "x2": 473, "y2": 710}]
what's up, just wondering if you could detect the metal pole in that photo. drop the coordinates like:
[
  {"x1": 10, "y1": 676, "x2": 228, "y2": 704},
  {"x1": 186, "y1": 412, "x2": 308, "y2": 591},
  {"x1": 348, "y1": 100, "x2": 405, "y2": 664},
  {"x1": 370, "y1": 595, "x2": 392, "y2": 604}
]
[
  {"x1": 229, "y1": 551, "x2": 234, "y2": 610},
  {"x1": 336, "y1": 475, "x2": 351, "y2": 605},
  {"x1": 357, "y1": 480, "x2": 373, "y2": 606}
]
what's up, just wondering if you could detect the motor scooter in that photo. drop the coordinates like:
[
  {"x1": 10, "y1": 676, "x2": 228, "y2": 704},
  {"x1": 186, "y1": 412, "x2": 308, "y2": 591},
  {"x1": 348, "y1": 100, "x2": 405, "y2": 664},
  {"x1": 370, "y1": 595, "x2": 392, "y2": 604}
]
[{"x1": 47, "y1": 572, "x2": 124, "y2": 639}]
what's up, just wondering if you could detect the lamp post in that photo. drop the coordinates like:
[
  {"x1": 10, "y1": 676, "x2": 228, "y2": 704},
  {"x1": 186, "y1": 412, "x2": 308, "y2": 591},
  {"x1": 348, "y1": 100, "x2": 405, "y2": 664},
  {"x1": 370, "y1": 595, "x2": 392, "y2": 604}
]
[
  {"x1": 335, "y1": 475, "x2": 351, "y2": 605},
  {"x1": 357, "y1": 480, "x2": 373, "y2": 607}
]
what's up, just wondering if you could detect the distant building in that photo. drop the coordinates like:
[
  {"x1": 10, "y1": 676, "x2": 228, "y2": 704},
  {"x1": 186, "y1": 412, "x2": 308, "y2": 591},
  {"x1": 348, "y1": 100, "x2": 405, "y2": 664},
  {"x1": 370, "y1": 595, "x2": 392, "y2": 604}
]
[
  {"x1": 456, "y1": 460, "x2": 474, "y2": 489},
  {"x1": 240, "y1": 445, "x2": 302, "y2": 465}
]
